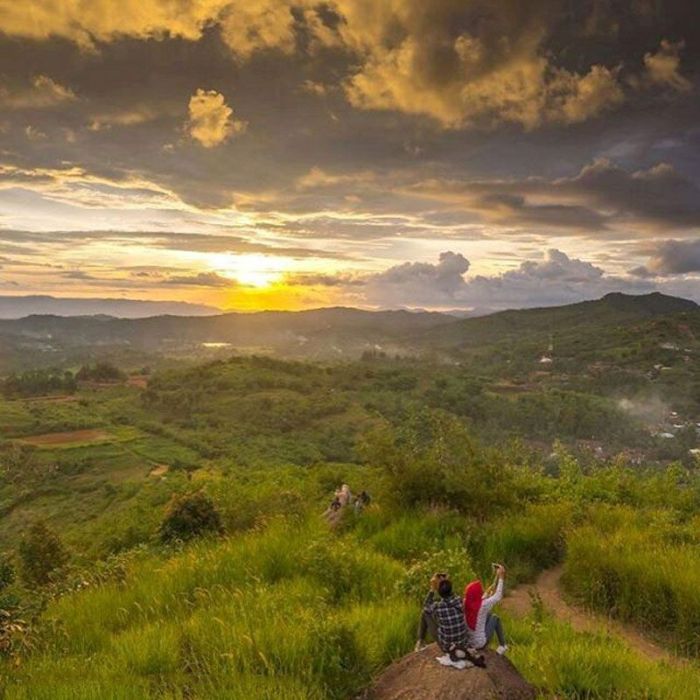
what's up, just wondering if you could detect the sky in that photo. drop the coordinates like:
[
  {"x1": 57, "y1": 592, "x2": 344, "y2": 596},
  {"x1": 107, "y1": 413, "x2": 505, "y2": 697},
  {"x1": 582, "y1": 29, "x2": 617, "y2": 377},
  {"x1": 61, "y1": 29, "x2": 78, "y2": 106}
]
[{"x1": 0, "y1": 0, "x2": 699, "y2": 314}]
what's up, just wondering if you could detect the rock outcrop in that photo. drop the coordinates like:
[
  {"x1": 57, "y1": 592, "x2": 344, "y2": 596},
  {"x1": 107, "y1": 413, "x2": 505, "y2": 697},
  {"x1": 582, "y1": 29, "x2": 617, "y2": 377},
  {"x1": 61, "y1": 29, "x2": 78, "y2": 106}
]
[{"x1": 363, "y1": 645, "x2": 536, "y2": 700}]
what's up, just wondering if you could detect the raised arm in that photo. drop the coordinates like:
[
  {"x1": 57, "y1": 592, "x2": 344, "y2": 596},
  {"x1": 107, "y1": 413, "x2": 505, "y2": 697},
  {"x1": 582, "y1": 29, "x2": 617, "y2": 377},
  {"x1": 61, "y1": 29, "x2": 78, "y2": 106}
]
[{"x1": 480, "y1": 570, "x2": 505, "y2": 614}]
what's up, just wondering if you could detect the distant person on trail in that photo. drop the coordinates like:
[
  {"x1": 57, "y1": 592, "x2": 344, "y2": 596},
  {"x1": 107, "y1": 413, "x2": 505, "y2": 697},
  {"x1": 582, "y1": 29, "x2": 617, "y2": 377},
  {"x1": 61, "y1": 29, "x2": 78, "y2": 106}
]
[
  {"x1": 338, "y1": 483, "x2": 353, "y2": 507},
  {"x1": 464, "y1": 564, "x2": 508, "y2": 655},
  {"x1": 354, "y1": 490, "x2": 371, "y2": 514},
  {"x1": 419, "y1": 574, "x2": 485, "y2": 668},
  {"x1": 323, "y1": 484, "x2": 354, "y2": 524}
]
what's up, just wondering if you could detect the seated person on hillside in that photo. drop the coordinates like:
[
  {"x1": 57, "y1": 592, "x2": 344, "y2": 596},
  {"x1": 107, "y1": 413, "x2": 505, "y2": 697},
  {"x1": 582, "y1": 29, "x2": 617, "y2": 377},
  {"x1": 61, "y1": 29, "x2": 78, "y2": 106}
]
[
  {"x1": 337, "y1": 483, "x2": 353, "y2": 507},
  {"x1": 415, "y1": 572, "x2": 443, "y2": 651},
  {"x1": 323, "y1": 496, "x2": 342, "y2": 519},
  {"x1": 464, "y1": 564, "x2": 508, "y2": 655},
  {"x1": 419, "y1": 574, "x2": 485, "y2": 667},
  {"x1": 354, "y1": 490, "x2": 371, "y2": 513}
]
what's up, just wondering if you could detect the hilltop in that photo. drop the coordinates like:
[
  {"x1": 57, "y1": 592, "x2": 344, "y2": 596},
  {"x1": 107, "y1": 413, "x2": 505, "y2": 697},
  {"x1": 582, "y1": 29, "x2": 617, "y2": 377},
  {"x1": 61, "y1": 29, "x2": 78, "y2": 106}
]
[
  {"x1": 365, "y1": 646, "x2": 536, "y2": 700},
  {"x1": 0, "y1": 292, "x2": 699, "y2": 372}
]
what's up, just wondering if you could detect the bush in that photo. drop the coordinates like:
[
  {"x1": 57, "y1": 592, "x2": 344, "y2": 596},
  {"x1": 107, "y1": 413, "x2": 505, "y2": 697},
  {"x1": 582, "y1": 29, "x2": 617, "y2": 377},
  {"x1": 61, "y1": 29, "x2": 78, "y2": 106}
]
[
  {"x1": 159, "y1": 491, "x2": 224, "y2": 543},
  {"x1": 0, "y1": 556, "x2": 15, "y2": 591},
  {"x1": 358, "y1": 409, "x2": 515, "y2": 518},
  {"x1": 398, "y1": 548, "x2": 475, "y2": 601},
  {"x1": 18, "y1": 521, "x2": 69, "y2": 587}
]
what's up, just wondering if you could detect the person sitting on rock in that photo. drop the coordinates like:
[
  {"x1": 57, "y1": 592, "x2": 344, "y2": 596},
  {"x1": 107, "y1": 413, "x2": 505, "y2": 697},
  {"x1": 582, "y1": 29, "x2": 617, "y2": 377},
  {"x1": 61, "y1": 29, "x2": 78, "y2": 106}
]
[
  {"x1": 464, "y1": 564, "x2": 508, "y2": 655},
  {"x1": 420, "y1": 574, "x2": 485, "y2": 667},
  {"x1": 415, "y1": 572, "x2": 444, "y2": 652}
]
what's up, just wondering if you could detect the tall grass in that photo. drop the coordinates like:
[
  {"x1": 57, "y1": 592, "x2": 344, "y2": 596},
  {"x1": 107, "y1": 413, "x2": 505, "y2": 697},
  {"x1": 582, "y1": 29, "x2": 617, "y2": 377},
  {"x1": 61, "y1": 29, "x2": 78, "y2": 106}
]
[
  {"x1": 473, "y1": 502, "x2": 574, "y2": 582},
  {"x1": 3, "y1": 519, "x2": 412, "y2": 699},
  {"x1": 562, "y1": 505, "x2": 700, "y2": 656},
  {"x1": 507, "y1": 611, "x2": 700, "y2": 699}
]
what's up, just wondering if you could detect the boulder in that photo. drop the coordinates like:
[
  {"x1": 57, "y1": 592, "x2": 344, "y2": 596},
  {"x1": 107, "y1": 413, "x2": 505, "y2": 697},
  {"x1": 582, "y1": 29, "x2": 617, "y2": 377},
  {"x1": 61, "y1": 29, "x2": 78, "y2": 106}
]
[{"x1": 362, "y1": 645, "x2": 536, "y2": 700}]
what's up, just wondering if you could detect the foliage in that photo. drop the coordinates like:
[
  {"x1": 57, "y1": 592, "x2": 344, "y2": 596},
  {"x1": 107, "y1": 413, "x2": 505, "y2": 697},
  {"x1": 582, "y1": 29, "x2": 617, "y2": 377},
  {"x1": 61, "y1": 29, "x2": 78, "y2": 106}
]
[
  {"x1": 2, "y1": 369, "x2": 76, "y2": 399},
  {"x1": 18, "y1": 522, "x2": 69, "y2": 587},
  {"x1": 398, "y1": 548, "x2": 475, "y2": 600},
  {"x1": 0, "y1": 558, "x2": 14, "y2": 592},
  {"x1": 76, "y1": 363, "x2": 126, "y2": 383},
  {"x1": 159, "y1": 491, "x2": 224, "y2": 543},
  {"x1": 359, "y1": 409, "x2": 516, "y2": 517}
]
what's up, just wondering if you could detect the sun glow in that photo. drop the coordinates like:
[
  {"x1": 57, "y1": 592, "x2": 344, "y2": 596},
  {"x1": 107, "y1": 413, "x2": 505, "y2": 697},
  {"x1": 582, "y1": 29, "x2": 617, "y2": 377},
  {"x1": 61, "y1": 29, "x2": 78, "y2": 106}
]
[{"x1": 209, "y1": 253, "x2": 290, "y2": 288}]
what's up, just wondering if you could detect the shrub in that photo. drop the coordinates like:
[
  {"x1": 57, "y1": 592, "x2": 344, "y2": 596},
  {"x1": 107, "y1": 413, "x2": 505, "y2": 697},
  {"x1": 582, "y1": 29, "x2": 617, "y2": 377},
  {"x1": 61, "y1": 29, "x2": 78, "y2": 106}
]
[
  {"x1": 0, "y1": 556, "x2": 15, "y2": 591},
  {"x1": 159, "y1": 491, "x2": 224, "y2": 543},
  {"x1": 398, "y1": 548, "x2": 475, "y2": 601},
  {"x1": 358, "y1": 409, "x2": 515, "y2": 517},
  {"x1": 18, "y1": 521, "x2": 69, "y2": 587}
]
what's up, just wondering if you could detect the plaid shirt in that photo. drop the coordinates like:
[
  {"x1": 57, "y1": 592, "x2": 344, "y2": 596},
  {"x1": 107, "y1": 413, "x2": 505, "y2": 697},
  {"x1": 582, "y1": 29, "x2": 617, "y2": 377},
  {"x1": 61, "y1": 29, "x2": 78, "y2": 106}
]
[{"x1": 424, "y1": 592, "x2": 468, "y2": 649}]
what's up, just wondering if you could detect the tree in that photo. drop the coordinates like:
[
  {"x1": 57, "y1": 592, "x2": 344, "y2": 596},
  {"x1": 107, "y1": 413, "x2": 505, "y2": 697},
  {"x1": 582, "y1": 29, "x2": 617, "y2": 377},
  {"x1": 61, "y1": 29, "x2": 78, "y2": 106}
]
[
  {"x1": 358, "y1": 408, "x2": 515, "y2": 518},
  {"x1": 18, "y1": 522, "x2": 69, "y2": 586},
  {"x1": 159, "y1": 491, "x2": 224, "y2": 543}
]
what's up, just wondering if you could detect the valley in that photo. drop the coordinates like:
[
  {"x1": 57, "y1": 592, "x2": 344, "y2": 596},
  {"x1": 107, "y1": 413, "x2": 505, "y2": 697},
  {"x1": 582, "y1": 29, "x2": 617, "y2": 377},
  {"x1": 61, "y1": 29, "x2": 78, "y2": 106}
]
[{"x1": 2, "y1": 294, "x2": 700, "y2": 698}]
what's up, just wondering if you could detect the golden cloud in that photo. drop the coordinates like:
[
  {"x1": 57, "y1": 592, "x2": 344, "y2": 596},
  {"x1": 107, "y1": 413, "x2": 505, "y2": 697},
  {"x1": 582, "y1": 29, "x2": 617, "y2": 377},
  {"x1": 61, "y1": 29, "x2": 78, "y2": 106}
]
[
  {"x1": 643, "y1": 39, "x2": 691, "y2": 92},
  {"x1": 0, "y1": 75, "x2": 77, "y2": 109},
  {"x1": 187, "y1": 89, "x2": 247, "y2": 148},
  {"x1": 0, "y1": 2, "x2": 687, "y2": 131}
]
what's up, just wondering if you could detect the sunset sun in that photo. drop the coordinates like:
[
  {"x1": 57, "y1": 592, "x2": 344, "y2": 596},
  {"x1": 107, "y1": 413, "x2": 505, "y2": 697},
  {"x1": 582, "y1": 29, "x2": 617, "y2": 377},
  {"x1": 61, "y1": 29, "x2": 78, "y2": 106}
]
[{"x1": 210, "y1": 253, "x2": 289, "y2": 288}]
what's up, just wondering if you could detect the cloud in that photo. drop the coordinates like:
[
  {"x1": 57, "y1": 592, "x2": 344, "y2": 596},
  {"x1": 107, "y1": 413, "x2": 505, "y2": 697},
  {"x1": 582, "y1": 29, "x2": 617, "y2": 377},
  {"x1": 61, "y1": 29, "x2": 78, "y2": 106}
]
[
  {"x1": 24, "y1": 125, "x2": 47, "y2": 140},
  {"x1": 635, "y1": 239, "x2": 700, "y2": 276},
  {"x1": 285, "y1": 272, "x2": 364, "y2": 287},
  {"x1": 88, "y1": 107, "x2": 159, "y2": 131},
  {"x1": 0, "y1": 0, "x2": 232, "y2": 48},
  {"x1": 0, "y1": 75, "x2": 77, "y2": 110},
  {"x1": 643, "y1": 40, "x2": 692, "y2": 92},
  {"x1": 187, "y1": 89, "x2": 247, "y2": 148},
  {"x1": 0, "y1": 229, "x2": 346, "y2": 260},
  {"x1": 364, "y1": 251, "x2": 471, "y2": 306},
  {"x1": 218, "y1": 0, "x2": 297, "y2": 60},
  {"x1": 162, "y1": 271, "x2": 235, "y2": 287},
  {"x1": 338, "y1": 1, "x2": 626, "y2": 129},
  {"x1": 0, "y1": 2, "x2": 687, "y2": 135},
  {"x1": 409, "y1": 159, "x2": 700, "y2": 235},
  {"x1": 310, "y1": 248, "x2": 663, "y2": 311}
]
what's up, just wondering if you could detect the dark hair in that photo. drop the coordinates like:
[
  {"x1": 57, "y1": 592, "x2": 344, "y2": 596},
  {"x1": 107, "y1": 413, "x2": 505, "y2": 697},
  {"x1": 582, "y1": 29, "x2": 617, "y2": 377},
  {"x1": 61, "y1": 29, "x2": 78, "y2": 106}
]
[{"x1": 438, "y1": 578, "x2": 453, "y2": 598}]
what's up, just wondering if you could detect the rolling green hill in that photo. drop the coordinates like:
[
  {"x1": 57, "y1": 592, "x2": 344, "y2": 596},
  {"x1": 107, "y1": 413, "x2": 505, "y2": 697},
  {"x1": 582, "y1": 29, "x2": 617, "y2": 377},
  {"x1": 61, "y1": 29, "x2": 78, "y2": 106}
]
[{"x1": 4, "y1": 295, "x2": 700, "y2": 698}]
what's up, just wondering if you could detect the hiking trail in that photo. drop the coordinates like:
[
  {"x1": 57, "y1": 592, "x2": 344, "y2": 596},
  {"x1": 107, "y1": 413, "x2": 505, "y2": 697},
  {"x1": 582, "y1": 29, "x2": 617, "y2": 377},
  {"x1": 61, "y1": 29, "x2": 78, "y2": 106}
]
[{"x1": 502, "y1": 565, "x2": 679, "y2": 664}]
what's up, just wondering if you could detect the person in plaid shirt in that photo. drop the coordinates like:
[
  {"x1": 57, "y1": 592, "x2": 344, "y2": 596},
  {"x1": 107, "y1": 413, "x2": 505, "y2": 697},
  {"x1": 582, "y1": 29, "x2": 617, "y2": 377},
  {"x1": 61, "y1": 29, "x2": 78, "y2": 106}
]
[{"x1": 422, "y1": 575, "x2": 469, "y2": 651}]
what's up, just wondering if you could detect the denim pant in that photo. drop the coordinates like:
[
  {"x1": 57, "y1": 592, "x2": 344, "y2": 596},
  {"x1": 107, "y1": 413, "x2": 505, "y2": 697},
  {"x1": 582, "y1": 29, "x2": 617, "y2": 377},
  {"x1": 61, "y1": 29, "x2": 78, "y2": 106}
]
[{"x1": 485, "y1": 613, "x2": 506, "y2": 646}]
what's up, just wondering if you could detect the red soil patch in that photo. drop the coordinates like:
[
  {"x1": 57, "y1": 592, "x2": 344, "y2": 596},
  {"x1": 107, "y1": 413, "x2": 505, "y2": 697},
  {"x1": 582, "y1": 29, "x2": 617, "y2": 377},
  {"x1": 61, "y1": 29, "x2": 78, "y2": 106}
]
[{"x1": 19, "y1": 429, "x2": 111, "y2": 446}]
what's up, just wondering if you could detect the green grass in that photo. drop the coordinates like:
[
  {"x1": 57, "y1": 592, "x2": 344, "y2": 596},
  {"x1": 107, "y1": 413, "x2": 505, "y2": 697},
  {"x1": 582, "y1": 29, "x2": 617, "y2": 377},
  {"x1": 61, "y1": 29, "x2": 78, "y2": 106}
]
[
  {"x1": 562, "y1": 506, "x2": 700, "y2": 656},
  {"x1": 507, "y1": 611, "x2": 700, "y2": 699}
]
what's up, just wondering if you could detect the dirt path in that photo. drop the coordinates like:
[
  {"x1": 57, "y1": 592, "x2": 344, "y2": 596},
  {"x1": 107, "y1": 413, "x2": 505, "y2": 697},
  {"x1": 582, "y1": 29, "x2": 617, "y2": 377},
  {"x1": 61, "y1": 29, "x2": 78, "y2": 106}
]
[{"x1": 502, "y1": 565, "x2": 677, "y2": 664}]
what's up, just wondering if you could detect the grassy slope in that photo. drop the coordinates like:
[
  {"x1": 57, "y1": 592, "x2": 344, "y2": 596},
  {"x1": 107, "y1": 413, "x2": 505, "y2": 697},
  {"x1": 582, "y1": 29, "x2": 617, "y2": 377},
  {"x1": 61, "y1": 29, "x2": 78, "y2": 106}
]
[{"x1": 5, "y1": 506, "x2": 700, "y2": 699}]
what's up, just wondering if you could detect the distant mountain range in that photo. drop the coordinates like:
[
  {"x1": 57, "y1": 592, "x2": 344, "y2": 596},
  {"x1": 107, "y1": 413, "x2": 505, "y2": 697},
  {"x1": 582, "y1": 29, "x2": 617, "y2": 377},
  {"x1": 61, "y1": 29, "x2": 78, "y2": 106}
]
[
  {"x1": 0, "y1": 295, "x2": 221, "y2": 319},
  {"x1": 0, "y1": 292, "x2": 698, "y2": 371}
]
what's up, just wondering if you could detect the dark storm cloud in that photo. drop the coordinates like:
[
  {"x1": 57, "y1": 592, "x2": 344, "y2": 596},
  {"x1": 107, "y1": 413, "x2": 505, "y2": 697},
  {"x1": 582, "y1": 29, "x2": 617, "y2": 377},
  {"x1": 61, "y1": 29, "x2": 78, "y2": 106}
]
[
  {"x1": 409, "y1": 159, "x2": 700, "y2": 235},
  {"x1": 0, "y1": 1, "x2": 697, "y2": 211},
  {"x1": 633, "y1": 239, "x2": 700, "y2": 276}
]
